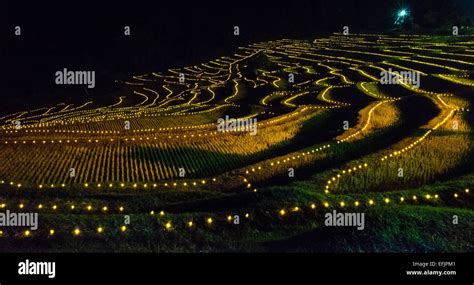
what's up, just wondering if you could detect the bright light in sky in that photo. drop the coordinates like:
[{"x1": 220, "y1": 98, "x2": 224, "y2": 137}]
[{"x1": 395, "y1": 8, "x2": 410, "y2": 25}]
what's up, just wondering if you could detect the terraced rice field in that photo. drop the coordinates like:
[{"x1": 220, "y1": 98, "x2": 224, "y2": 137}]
[{"x1": 1, "y1": 34, "x2": 473, "y2": 252}]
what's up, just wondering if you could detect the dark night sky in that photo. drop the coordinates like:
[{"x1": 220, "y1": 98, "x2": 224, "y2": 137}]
[{"x1": 5, "y1": 0, "x2": 473, "y2": 71}]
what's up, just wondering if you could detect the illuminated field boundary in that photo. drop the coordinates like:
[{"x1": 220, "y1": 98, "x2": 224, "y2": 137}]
[
  {"x1": 0, "y1": 188, "x2": 470, "y2": 238},
  {"x1": 323, "y1": 70, "x2": 469, "y2": 195}
]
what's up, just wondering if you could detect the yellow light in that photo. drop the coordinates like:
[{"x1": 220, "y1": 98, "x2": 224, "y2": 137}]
[
  {"x1": 120, "y1": 225, "x2": 127, "y2": 232},
  {"x1": 354, "y1": 201, "x2": 360, "y2": 207},
  {"x1": 339, "y1": 201, "x2": 345, "y2": 207},
  {"x1": 245, "y1": 213, "x2": 250, "y2": 218},
  {"x1": 150, "y1": 211, "x2": 155, "y2": 215},
  {"x1": 49, "y1": 229, "x2": 55, "y2": 236},
  {"x1": 119, "y1": 206, "x2": 124, "y2": 212},
  {"x1": 310, "y1": 203, "x2": 316, "y2": 209},
  {"x1": 73, "y1": 228, "x2": 81, "y2": 236},
  {"x1": 279, "y1": 209, "x2": 286, "y2": 216},
  {"x1": 434, "y1": 194, "x2": 439, "y2": 199},
  {"x1": 201, "y1": 180, "x2": 206, "y2": 184},
  {"x1": 84, "y1": 183, "x2": 88, "y2": 187},
  {"x1": 454, "y1": 193, "x2": 458, "y2": 198},
  {"x1": 384, "y1": 198, "x2": 390, "y2": 204},
  {"x1": 323, "y1": 202, "x2": 329, "y2": 208},
  {"x1": 400, "y1": 197, "x2": 405, "y2": 202},
  {"x1": 102, "y1": 206, "x2": 108, "y2": 212},
  {"x1": 38, "y1": 204, "x2": 43, "y2": 209},
  {"x1": 87, "y1": 205, "x2": 92, "y2": 211},
  {"x1": 52, "y1": 205, "x2": 57, "y2": 210},
  {"x1": 412, "y1": 195, "x2": 417, "y2": 201},
  {"x1": 165, "y1": 222, "x2": 172, "y2": 230},
  {"x1": 19, "y1": 203, "x2": 24, "y2": 209},
  {"x1": 293, "y1": 206, "x2": 300, "y2": 212},
  {"x1": 207, "y1": 217, "x2": 213, "y2": 224},
  {"x1": 188, "y1": 221, "x2": 194, "y2": 227},
  {"x1": 159, "y1": 211, "x2": 165, "y2": 216},
  {"x1": 368, "y1": 199, "x2": 374, "y2": 205},
  {"x1": 465, "y1": 189, "x2": 470, "y2": 193},
  {"x1": 425, "y1": 194, "x2": 431, "y2": 200},
  {"x1": 97, "y1": 227, "x2": 103, "y2": 233},
  {"x1": 227, "y1": 215, "x2": 232, "y2": 221}
]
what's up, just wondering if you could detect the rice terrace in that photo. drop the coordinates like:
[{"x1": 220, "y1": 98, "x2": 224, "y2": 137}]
[{"x1": 2, "y1": 33, "x2": 474, "y2": 252}]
